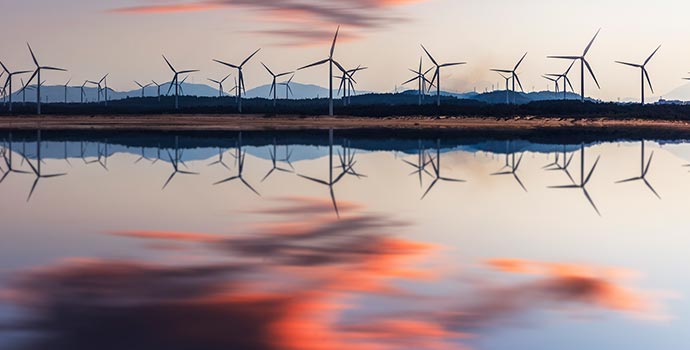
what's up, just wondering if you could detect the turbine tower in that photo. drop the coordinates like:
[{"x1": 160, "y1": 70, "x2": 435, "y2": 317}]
[
  {"x1": 615, "y1": 45, "x2": 661, "y2": 105},
  {"x1": 151, "y1": 80, "x2": 163, "y2": 101},
  {"x1": 135, "y1": 81, "x2": 152, "y2": 98},
  {"x1": 278, "y1": 74, "x2": 295, "y2": 99},
  {"x1": 163, "y1": 55, "x2": 198, "y2": 110},
  {"x1": 546, "y1": 61, "x2": 576, "y2": 100},
  {"x1": 421, "y1": 45, "x2": 466, "y2": 106},
  {"x1": 213, "y1": 49, "x2": 261, "y2": 113},
  {"x1": 208, "y1": 73, "x2": 231, "y2": 97},
  {"x1": 261, "y1": 63, "x2": 292, "y2": 107},
  {"x1": 402, "y1": 57, "x2": 435, "y2": 106},
  {"x1": 299, "y1": 26, "x2": 350, "y2": 116},
  {"x1": 0, "y1": 60, "x2": 30, "y2": 113},
  {"x1": 548, "y1": 29, "x2": 602, "y2": 102},
  {"x1": 23, "y1": 43, "x2": 67, "y2": 115},
  {"x1": 62, "y1": 78, "x2": 71, "y2": 103},
  {"x1": 491, "y1": 52, "x2": 527, "y2": 104}
]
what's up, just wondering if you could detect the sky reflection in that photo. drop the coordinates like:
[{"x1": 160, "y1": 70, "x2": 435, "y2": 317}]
[{"x1": 0, "y1": 132, "x2": 688, "y2": 349}]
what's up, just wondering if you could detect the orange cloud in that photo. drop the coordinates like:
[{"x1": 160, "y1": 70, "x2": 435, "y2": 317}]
[
  {"x1": 112, "y1": 230, "x2": 223, "y2": 243},
  {"x1": 108, "y1": 3, "x2": 222, "y2": 14}
]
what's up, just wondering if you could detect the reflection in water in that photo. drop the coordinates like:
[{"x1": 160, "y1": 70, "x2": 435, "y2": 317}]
[
  {"x1": 163, "y1": 136, "x2": 199, "y2": 190},
  {"x1": 402, "y1": 139, "x2": 434, "y2": 188},
  {"x1": 297, "y1": 129, "x2": 350, "y2": 217},
  {"x1": 616, "y1": 141, "x2": 660, "y2": 199},
  {"x1": 544, "y1": 144, "x2": 575, "y2": 183},
  {"x1": 0, "y1": 134, "x2": 31, "y2": 184},
  {"x1": 23, "y1": 131, "x2": 67, "y2": 202},
  {"x1": 0, "y1": 198, "x2": 666, "y2": 350},
  {"x1": 262, "y1": 139, "x2": 294, "y2": 182},
  {"x1": 491, "y1": 141, "x2": 526, "y2": 192},
  {"x1": 133, "y1": 146, "x2": 153, "y2": 164},
  {"x1": 422, "y1": 139, "x2": 466, "y2": 199},
  {"x1": 549, "y1": 143, "x2": 602, "y2": 215},
  {"x1": 207, "y1": 147, "x2": 232, "y2": 170},
  {"x1": 213, "y1": 132, "x2": 260, "y2": 196}
]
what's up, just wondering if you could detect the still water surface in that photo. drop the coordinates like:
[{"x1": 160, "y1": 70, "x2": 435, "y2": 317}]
[{"x1": 1, "y1": 129, "x2": 689, "y2": 349}]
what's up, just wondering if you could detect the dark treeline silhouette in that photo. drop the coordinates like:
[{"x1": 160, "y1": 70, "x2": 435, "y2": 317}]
[{"x1": 2, "y1": 93, "x2": 690, "y2": 120}]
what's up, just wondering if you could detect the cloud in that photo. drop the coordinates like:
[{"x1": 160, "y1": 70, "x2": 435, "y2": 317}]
[
  {"x1": 0, "y1": 198, "x2": 670, "y2": 349},
  {"x1": 108, "y1": 0, "x2": 429, "y2": 45}
]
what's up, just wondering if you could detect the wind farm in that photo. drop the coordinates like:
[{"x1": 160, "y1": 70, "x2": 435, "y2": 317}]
[{"x1": 5, "y1": 2, "x2": 690, "y2": 349}]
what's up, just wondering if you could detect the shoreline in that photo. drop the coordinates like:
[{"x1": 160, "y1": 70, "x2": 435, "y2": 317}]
[{"x1": 2, "y1": 114, "x2": 690, "y2": 132}]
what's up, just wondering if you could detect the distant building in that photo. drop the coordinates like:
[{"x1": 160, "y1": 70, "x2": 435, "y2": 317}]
[{"x1": 656, "y1": 98, "x2": 690, "y2": 105}]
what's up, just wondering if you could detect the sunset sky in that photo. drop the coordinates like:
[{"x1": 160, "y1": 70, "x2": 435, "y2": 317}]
[{"x1": 3, "y1": 0, "x2": 690, "y2": 101}]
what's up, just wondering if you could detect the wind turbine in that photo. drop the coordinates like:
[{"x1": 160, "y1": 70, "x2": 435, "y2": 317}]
[
  {"x1": 491, "y1": 145, "x2": 527, "y2": 192},
  {"x1": 213, "y1": 49, "x2": 261, "y2": 113},
  {"x1": 208, "y1": 73, "x2": 231, "y2": 98},
  {"x1": 421, "y1": 45, "x2": 466, "y2": 107},
  {"x1": 163, "y1": 55, "x2": 199, "y2": 110},
  {"x1": 62, "y1": 78, "x2": 71, "y2": 103},
  {"x1": 208, "y1": 147, "x2": 231, "y2": 170},
  {"x1": 337, "y1": 139, "x2": 366, "y2": 178},
  {"x1": 262, "y1": 138, "x2": 293, "y2": 182},
  {"x1": 0, "y1": 61, "x2": 31, "y2": 113},
  {"x1": 491, "y1": 52, "x2": 527, "y2": 104},
  {"x1": 616, "y1": 141, "x2": 659, "y2": 198},
  {"x1": 549, "y1": 143, "x2": 601, "y2": 215},
  {"x1": 0, "y1": 133, "x2": 31, "y2": 184},
  {"x1": 338, "y1": 66, "x2": 367, "y2": 106},
  {"x1": 23, "y1": 130, "x2": 67, "y2": 201},
  {"x1": 79, "y1": 81, "x2": 88, "y2": 103},
  {"x1": 422, "y1": 139, "x2": 466, "y2": 199},
  {"x1": 615, "y1": 45, "x2": 661, "y2": 105},
  {"x1": 402, "y1": 140, "x2": 434, "y2": 187},
  {"x1": 278, "y1": 74, "x2": 295, "y2": 99},
  {"x1": 542, "y1": 75, "x2": 559, "y2": 97},
  {"x1": 548, "y1": 29, "x2": 602, "y2": 102},
  {"x1": 297, "y1": 129, "x2": 351, "y2": 217},
  {"x1": 214, "y1": 133, "x2": 260, "y2": 196},
  {"x1": 402, "y1": 58, "x2": 435, "y2": 105},
  {"x1": 261, "y1": 63, "x2": 292, "y2": 108},
  {"x1": 298, "y1": 26, "x2": 351, "y2": 116},
  {"x1": 495, "y1": 72, "x2": 512, "y2": 104},
  {"x1": 134, "y1": 81, "x2": 152, "y2": 98},
  {"x1": 546, "y1": 61, "x2": 576, "y2": 100},
  {"x1": 543, "y1": 144, "x2": 575, "y2": 183},
  {"x1": 162, "y1": 136, "x2": 198, "y2": 189},
  {"x1": 22, "y1": 44, "x2": 66, "y2": 114},
  {"x1": 98, "y1": 74, "x2": 109, "y2": 105},
  {"x1": 151, "y1": 80, "x2": 163, "y2": 101},
  {"x1": 134, "y1": 147, "x2": 152, "y2": 164}
]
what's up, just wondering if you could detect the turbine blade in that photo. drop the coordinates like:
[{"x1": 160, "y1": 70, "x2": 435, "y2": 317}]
[
  {"x1": 421, "y1": 45, "x2": 438, "y2": 66},
  {"x1": 514, "y1": 52, "x2": 528, "y2": 70},
  {"x1": 213, "y1": 59, "x2": 239, "y2": 69},
  {"x1": 644, "y1": 45, "x2": 661, "y2": 65},
  {"x1": 584, "y1": 59, "x2": 601, "y2": 89},
  {"x1": 644, "y1": 69, "x2": 654, "y2": 94},
  {"x1": 241, "y1": 48, "x2": 261, "y2": 67},
  {"x1": 583, "y1": 28, "x2": 601, "y2": 56},
  {"x1": 27, "y1": 43, "x2": 39, "y2": 66},
  {"x1": 330, "y1": 26, "x2": 340, "y2": 59},
  {"x1": 162, "y1": 55, "x2": 175, "y2": 72},
  {"x1": 298, "y1": 59, "x2": 329, "y2": 70},
  {"x1": 615, "y1": 61, "x2": 641, "y2": 68}
]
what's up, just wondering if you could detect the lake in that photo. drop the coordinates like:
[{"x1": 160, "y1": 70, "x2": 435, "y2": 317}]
[{"x1": 0, "y1": 128, "x2": 688, "y2": 350}]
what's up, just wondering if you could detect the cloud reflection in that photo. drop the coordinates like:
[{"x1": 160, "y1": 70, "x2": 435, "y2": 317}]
[{"x1": 1, "y1": 198, "x2": 668, "y2": 349}]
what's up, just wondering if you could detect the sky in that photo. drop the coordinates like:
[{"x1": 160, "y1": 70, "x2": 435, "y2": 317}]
[{"x1": 2, "y1": 0, "x2": 690, "y2": 102}]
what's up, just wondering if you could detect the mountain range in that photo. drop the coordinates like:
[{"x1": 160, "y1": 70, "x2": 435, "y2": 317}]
[{"x1": 7, "y1": 81, "x2": 690, "y2": 105}]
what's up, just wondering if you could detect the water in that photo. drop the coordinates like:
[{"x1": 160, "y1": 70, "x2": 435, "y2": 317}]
[{"x1": 1, "y1": 129, "x2": 689, "y2": 349}]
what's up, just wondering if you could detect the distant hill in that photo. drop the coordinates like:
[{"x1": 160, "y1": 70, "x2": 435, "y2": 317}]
[
  {"x1": 661, "y1": 82, "x2": 690, "y2": 101},
  {"x1": 245, "y1": 83, "x2": 333, "y2": 99},
  {"x1": 9, "y1": 81, "x2": 594, "y2": 106}
]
